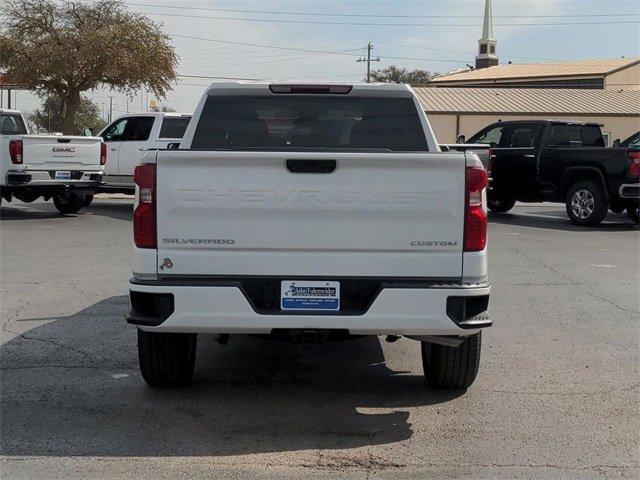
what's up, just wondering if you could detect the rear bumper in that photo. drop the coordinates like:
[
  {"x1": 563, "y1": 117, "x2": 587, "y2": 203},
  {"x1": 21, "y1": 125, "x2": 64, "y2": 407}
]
[
  {"x1": 127, "y1": 279, "x2": 491, "y2": 336},
  {"x1": 5, "y1": 169, "x2": 103, "y2": 187}
]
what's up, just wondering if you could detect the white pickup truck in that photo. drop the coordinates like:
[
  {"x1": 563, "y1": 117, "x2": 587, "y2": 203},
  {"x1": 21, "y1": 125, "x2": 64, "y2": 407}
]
[
  {"x1": 97, "y1": 112, "x2": 191, "y2": 193},
  {"x1": 0, "y1": 109, "x2": 105, "y2": 213},
  {"x1": 127, "y1": 82, "x2": 491, "y2": 390}
]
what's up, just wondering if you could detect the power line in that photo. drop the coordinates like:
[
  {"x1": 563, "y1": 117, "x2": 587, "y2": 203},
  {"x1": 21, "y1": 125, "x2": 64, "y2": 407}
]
[
  {"x1": 384, "y1": 55, "x2": 468, "y2": 63},
  {"x1": 170, "y1": 35, "x2": 636, "y2": 67},
  {"x1": 196, "y1": 52, "x2": 353, "y2": 69},
  {"x1": 140, "y1": 10, "x2": 640, "y2": 27},
  {"x1": 176, "y1": 74, "x2": 262, "y2": 80},
  {"x1": 176, "y1": 73, "x2": 366, "y2": 87},
  {"x1": 379, "y1": 42, "x2": 556, "y2": 62},
  {"x1": 171, "y1": 34, "x2": 363, "y2": 57},
  {"x1": 128, "y1": 2, "x2": 639, "y2": 19}
]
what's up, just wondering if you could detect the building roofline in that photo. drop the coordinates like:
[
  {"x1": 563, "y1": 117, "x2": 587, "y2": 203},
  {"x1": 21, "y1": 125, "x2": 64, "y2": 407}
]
[
  {"x1": 605, "y1": 58, "x2": 640, "y2": 75},
  {"x1": 432, "y1": 57, "x2": 640, "y2": 83},
  {"x1": 432, "y1": 73, "x2": 606, "y2": 84},
  {"x1": 424, "y1": 111, "x2": 639, "y2": 118}
]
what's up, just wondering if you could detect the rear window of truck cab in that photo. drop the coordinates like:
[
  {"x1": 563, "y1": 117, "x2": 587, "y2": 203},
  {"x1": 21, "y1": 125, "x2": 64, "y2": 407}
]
[
  {"x1": 0, "y1": 114, "x2": 27, "y2": 135},
  {"x1": 549, "y1": 124, "x2": 605, "y2": 147},
  {"x1": 191, "y1": 96, "x2": 428, "y2": 151}
]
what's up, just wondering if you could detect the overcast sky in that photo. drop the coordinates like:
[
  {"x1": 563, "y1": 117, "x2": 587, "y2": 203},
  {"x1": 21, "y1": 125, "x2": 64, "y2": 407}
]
[{"x1": 4, "y1": 0, "x2": 640, "y2": 121}]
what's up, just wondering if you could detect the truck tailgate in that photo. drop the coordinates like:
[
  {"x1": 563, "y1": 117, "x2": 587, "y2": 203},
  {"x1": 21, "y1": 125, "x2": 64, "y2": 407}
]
[
  {"x1": 156, "y1": 151, "x2": 465, "y2": 278},
  {"x1": 21, "y1": 135, "x2": 102, "y2": 168}
]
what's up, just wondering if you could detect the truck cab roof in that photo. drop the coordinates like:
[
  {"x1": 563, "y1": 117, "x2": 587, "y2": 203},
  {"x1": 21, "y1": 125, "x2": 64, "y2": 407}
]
[
  {"x1": 203, "y1": 81, "x2": 416, "y2": 97},
  {"x1": 485, "y1": 119, "x2": 602, "y2": 127},
  {"x1": 109, "y1": 112, "x2": 191, "y2": 121}
]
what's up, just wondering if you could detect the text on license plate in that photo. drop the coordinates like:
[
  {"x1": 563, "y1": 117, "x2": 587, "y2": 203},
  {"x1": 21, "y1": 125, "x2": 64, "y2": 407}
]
[
  {"x1": 280, "y1": 280, "x2": 340, "y2": 311},
  {"x1": 55, "y1": 171, "x2": 71, "y2": 180}
]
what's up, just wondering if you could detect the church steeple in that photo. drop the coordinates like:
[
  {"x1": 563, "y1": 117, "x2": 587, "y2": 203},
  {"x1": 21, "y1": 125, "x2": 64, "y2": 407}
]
[{"x1": 475, "y1": 0, "x2": 499, "y2": 69}]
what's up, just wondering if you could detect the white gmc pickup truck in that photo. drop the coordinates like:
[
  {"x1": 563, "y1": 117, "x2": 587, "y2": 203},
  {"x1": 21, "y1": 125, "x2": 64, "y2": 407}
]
[
  {"x1": 127, "y1": 82, "x2": 491, "y2": 390},
  {"x1": 1, "y1": 109, "x2": 105, "y2": 213}
]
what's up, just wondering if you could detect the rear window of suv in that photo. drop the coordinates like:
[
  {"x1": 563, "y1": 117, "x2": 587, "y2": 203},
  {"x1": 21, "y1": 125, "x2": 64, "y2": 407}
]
[
  {"x1": 191, "y1": 96, "x2": 428, "y2": 151},
  {"x1": 159, "y1": 117, "x2": 191, "y2": 139}
]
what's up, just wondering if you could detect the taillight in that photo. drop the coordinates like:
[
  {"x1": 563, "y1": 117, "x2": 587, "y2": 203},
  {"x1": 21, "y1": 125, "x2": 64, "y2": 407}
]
[
  {"x1": 100, "y1": 142, "x2": 107, "y2": 165},
  {"x1": 133, "y1": 164, "x2": 156, "y2": 249},
  {"x1": 9, "y1": 140, "x2": 23, "y2": 164},
  {"x1": 464, "y1": 165, "x2": 488, "y2": 252},
  {"x1": 628, "y1": 151, "x2": 640, "y2": 177}
]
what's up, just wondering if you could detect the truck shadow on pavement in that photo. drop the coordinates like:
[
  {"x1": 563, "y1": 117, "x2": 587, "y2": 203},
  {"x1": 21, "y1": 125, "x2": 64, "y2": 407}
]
[
  {"x1": 0, "y1": 204, "x2": 69, "y2": 221},
  {"x1": 489, "y1": 210, "x2": 638, "y2": 232},
  {"x1": 0, "y1": 199, "x2": 132, "y2": 222},
  {"x1": 0, "y1": 295, "x2": 461, "y2": 457}
]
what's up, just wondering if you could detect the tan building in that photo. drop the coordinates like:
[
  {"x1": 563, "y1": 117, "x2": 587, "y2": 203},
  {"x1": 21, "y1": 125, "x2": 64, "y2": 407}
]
[
  {"x1": 430, "y1": 57, "x2": 640, "y2": 90},
  {"x1": 414, "y1": 87, "x2": 640, "y2": 145}
]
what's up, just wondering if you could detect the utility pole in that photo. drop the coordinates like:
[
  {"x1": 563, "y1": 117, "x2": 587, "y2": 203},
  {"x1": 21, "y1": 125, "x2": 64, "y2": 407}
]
[
  {"x1": 108, "y1": 96, "x2": 113, "y2": 122},
  {"x1": 357, "y1": 42, "x2": 380, "y2": 83}
]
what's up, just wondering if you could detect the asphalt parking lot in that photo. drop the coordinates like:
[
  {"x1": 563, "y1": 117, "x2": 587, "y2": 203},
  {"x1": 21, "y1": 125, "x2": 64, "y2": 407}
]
[{"x1": 1, "y1": 198, "x2": 638, "y2": 479}]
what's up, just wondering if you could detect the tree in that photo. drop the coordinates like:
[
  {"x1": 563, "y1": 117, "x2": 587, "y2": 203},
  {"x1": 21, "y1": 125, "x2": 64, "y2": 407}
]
[
  {"x1": 28, "y1": 95, "x2": 106, "y2": 133},
  {"x1": 370, "y1": 65, "x2": 435, "y2": 86},
  {"x1": 0, "y1": 0, "x2": 177, "y2": 134}
]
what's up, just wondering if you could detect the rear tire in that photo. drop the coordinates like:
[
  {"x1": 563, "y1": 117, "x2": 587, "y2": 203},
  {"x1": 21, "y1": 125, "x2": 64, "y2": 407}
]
[
  {"x1": 627, "y1": 206, "x2": 639, "y2": 225},
  {"x1": 82, "y1": 194, "x2": 94, "y2": 207},
  {"x1": 487, "y1": 198, "x2": 516, "y2": 213},
  {"x1": 138, "y1": 329, "x2": 197, "y2": 388},
  {"x1": 421, "y1": 332, "x2": 482, "y2": 390},
  {"x1": 52, "y1": 192, "x2": 84, "y2": 214},
  {"x1": 565, "y1": 181, "x2": 608, "y2": 226}
]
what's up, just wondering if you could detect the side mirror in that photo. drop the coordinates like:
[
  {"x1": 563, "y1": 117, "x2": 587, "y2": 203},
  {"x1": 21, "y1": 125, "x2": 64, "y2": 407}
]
[
  {"x1": 612, "y1": 139, "x2": 620, "y2": 148},
  {"x1": 82, "y1": 127, "x2": 93, "y2": 136},
  {"x1": 456, "y1": 134, "x2": 466, "y2": 144}
]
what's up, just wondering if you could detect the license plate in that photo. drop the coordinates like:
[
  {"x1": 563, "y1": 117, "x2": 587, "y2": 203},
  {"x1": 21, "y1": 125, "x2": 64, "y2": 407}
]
[
  {"x1": 281, "y1": 280, "x2": 340, "y2": 311},
  {"x1": 55, "y1": 171, "x2": 71, "y2": 180}
]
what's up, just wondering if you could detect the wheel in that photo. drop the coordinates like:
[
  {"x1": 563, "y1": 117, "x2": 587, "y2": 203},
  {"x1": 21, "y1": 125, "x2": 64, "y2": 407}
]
[
  {"x1": 82, "y1": 194, "x2": 94, "y2": 207},
  {"x1": 421, "y1": 332, "x2": 482, "y2": 390},
  {"x1": 627, "y1": 206, "x2": 639, "y2": 225},
  {"x1": 487, "y1": 198, "x2": 516, "y2": 213},
  {"x1": 565, "y1": 181, "x2": 608, "y2": 226},
  {"x1": 52, "y1": 192, "x2": 84, "y2": 214},
  {"x1": 137, "y1": 329, "x2": 197, "y2": 388}
]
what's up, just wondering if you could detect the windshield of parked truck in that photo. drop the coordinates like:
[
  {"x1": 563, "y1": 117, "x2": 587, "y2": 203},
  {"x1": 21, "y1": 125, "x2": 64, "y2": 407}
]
[
  {"x1": 0, "y1": 113, "x2": 27, "y2": 135},
  {"x1": 467, "y1": 124, "x2": 506, "y2": 146},
  {"x1": 622, "y1": 131, "x2": 640, "y2": 148},
  {"x1": 159, "y1": 117, "x2": 191, "y2": 139},
  {"x1": 191, "y1": 96, "x2": 428, "y2": 151}
]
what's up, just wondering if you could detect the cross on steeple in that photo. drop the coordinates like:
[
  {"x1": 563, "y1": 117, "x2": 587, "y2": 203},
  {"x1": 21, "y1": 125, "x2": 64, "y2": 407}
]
[{"x1": 475, "y1": 0, "x2": 499, "y2": 69}]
